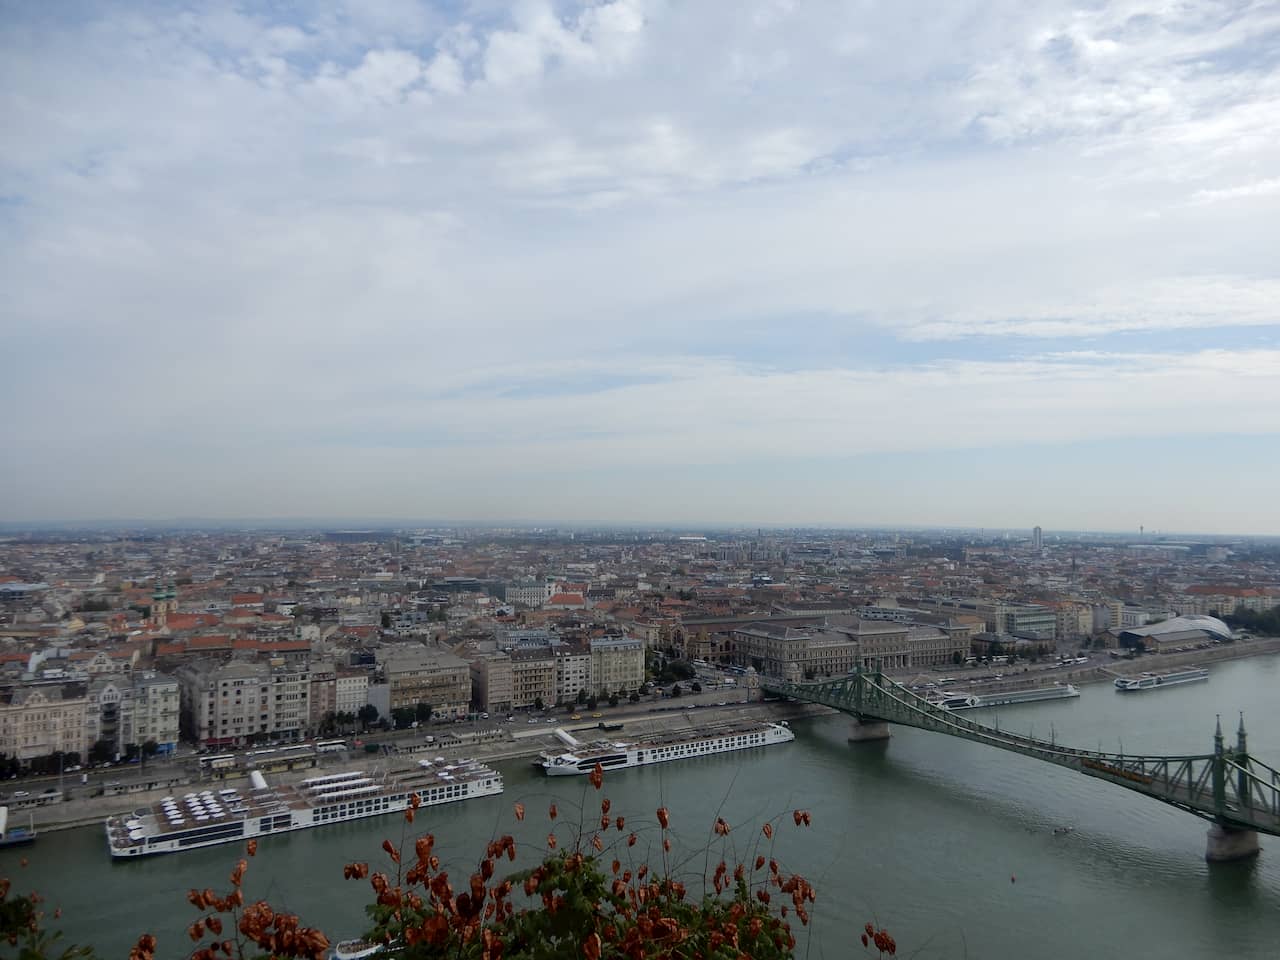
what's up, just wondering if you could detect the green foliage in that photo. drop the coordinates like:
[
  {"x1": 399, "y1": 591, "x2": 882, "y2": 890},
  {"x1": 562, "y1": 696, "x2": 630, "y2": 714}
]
[
  {"x1": 667, "y1": 660, "x2": 696, "y2": 681},
  {"x1": 1224, "y1": 605, "x2": 1280, "y2": 637},
  {"x1": 24, "y1": 752, "x2": 78, "y2": 777}
]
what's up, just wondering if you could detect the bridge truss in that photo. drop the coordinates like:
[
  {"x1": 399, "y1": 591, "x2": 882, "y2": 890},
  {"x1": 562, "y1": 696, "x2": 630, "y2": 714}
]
[{"x1": 761, "y1": 670, "x2": 1280, "y2": 837}]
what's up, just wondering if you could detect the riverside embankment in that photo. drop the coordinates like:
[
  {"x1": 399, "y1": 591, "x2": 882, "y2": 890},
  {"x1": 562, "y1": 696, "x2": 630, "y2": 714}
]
[
  {"x1": 16, "y1": 639, "x2": 1279, "y2": 833},
  {"x1": 13, "y1": 655, "x2": 1280, "y2": 960},
  {"x1": 16, "y1": 699, "x2": 831, "y2": 834},
  {"x1": 902, "y1": 636, "x2": 1280, "y2": 699}
]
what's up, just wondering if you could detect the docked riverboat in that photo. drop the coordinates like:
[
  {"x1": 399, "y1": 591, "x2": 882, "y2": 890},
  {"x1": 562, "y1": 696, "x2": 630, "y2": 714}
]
[
  {"x1": 537, "y1": 720, "x2": 794, "y2": 776},
  {"x1": 105, "y1": 759, "x2": 502, "y2": 858},
  {"x1": 929, "y1": 684, "x2": 1080, "y2": 710},
  {"x1": 1114, "y1": 668, "x2": 1209, "y2": 692}
]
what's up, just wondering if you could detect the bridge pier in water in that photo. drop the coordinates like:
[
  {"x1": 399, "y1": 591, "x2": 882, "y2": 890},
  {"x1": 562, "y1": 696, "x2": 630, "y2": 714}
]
[
  {"x1": 1206, "y1": 823, "x2": 1260, "y2": 863},
  {"x1": 766, "y1": 675, "x2": 1280, "y2": 859},
  {"x1": 848, "y1": 719, "x2": 891, "y2": 743}
]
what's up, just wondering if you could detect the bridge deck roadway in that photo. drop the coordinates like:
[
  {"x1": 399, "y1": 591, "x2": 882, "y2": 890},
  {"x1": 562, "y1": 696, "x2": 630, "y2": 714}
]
[{"x1": 763, "y1": 673, "x2": 1280, "y2": 838}]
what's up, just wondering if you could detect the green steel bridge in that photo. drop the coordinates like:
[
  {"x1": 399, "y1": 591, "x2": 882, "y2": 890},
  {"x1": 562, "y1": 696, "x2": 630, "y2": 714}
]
[{"x1": 761, "y1": 670, "x2": 1280, "y2": 860}]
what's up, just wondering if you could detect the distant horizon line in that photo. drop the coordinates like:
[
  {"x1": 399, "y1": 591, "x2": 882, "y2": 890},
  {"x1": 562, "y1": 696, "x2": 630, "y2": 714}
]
[{"x1": 0, "y1": 517, "x2": 1274, "y2": 541}]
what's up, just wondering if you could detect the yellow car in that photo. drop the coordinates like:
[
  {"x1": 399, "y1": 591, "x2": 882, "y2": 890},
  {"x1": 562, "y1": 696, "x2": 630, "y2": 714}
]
[{"x1": 590, "y1": 712, "x2": 603, "y2": 718}]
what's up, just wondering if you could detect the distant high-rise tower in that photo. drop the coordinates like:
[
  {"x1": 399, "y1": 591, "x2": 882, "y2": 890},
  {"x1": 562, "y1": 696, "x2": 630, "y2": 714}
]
[{"x1": 1032, "y1": 526, "x2": 1043, "y2": 550}]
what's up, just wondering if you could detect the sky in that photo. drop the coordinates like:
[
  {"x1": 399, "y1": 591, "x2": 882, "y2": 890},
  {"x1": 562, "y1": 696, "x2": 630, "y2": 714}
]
[{"x1": 2, "y1": 0, "x2": 1279, "y2": 533}]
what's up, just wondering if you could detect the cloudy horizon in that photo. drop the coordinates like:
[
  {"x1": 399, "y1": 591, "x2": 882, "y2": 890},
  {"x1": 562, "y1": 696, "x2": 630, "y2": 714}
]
[{"x1": 3, "y1": 1, "x2": 1279, "y2": 533}]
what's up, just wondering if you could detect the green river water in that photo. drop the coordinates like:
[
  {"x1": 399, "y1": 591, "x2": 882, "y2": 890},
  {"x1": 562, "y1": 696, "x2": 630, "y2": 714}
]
[{"x1": 6, "y1": 655, "x2": 1280, "y2": 959}]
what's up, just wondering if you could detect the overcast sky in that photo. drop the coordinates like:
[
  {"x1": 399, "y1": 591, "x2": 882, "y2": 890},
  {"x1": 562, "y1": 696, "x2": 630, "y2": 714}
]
[{"x1": 3, "y1": 1, "x2": 1279, "y2": 533}]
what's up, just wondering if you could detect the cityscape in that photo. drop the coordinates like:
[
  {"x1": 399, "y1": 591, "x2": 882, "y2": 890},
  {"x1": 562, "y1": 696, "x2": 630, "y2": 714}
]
[
  {"x1": 5, "y1": 0, "x2": 1280, "y2": 957},
  {"x1": 2, "y1": 524, "x2": 1279, "y2": 774},
  {"x1": 3, "y1": 524, "x2": 1280, "y2": 956}
]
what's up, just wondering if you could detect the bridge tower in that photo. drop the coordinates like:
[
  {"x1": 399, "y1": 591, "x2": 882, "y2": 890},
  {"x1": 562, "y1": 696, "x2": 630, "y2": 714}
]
[
  {"x1": 1205, "y1": 714, "x2": 1260, "y2": 863},
  {"x1": 847, "y1": 666, "x2": 890, "y2": 743}
]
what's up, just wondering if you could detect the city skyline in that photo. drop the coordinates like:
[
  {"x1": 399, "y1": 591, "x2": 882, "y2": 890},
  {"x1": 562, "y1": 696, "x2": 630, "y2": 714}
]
[{"x1": 3, "y1": 2, "x2": 1278, "y2": 532}]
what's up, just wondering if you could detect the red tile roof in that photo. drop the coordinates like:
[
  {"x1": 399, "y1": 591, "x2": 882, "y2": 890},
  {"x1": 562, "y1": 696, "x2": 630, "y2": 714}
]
[
  {"x1": 547, "y1": 594, "x2": 586, "y2": 606},
  {"x1": 166, "y1": 613, "x2": 222, "y2": 630}
]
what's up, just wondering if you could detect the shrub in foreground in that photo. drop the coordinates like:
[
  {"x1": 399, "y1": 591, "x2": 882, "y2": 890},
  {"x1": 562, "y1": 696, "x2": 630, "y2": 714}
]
[{"x1": 4, "y1": 762, "x2": 900, "y2": 959}]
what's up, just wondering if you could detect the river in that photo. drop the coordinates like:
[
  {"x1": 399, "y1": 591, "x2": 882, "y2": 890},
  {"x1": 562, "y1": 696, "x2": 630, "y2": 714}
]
[{"x1": 6, "y1": 655, "x2": 1280, "y2": 959}]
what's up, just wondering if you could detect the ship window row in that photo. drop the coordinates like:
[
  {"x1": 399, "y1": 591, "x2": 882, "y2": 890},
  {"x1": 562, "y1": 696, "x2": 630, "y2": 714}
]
[
  {"x1": 651, "y1": 734, "x2": 763, "y2": 758},
  {"x1": 423, "y1": 784, "x2": 465, "y2": 800},
  {"x1": 317, "y1": 797, "x2": 393, "y2": 821},
  {"x1": 170, "y1": 822, "x2": 246, "y2": 846}
]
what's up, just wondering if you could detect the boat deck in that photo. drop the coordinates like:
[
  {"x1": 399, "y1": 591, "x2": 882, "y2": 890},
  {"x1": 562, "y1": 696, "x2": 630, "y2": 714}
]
[
  {"x1": 107, "y1": 760, "x2": 499, "y2": 843},
  {"x1": 567, "y1": 719, "x2": 788, "y2": 753}
]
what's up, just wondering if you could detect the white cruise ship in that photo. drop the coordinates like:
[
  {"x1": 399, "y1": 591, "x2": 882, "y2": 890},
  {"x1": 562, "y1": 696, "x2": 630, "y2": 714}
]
[
  {"x1": 537, "y1": 720, "x2": 794, "y2": 777},
  {"x1": 928, "y1": 685, "x2": 1080, "y2": 709},
  {"x1": 1114, "y1": 668, "x2": 1208, "y2": 692},
  {"x1": 105, "y1": 759, "x2": 502, "y2": 858}
]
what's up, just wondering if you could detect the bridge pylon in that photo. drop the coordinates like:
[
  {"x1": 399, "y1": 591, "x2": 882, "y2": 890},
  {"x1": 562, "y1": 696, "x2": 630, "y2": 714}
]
[
  {"x1": 1206, "y1": 714, "x2": 1261, "y2": 862},
  {"x1": 762, "y1": 672, "x2": 1280, "y2": 863},
  {"x1": 846, "y1": 666, "x2": 891, "y2": 742},
  {"x1": 847, "y1": 719, "x2": 891, "y2": 743}
]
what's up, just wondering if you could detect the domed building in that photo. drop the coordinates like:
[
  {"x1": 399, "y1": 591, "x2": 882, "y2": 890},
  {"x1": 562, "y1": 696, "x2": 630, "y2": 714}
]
[{"x1": 1118, "y1": 614, "x2": 1233, "y2": 652}]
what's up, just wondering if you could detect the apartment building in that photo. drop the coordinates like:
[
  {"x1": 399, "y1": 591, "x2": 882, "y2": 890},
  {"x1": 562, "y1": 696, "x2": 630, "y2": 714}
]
[
  {"x1": 553, "y1": 642, "x2": 592, "y2": 705},
  {"x1": 589, "y1": 636, "x2": 643, "y2": 696},
  {"x1": 308, "y1": 662, "x2": 337, "y2": 729},
  {"x1": 382, "y1": 649, "x2": 471, "y2": 719},
  {"x1": 510, "y1": 648, "x2": 556, "y2": 709},
  {"x1": 504, "y1": 580, "x2": 554, "y2": 608},
  {"x1": 0, "y1": 682, "x2": 88, "y2": 762},
  {"x1": 335, "y1": 669, "x2": 370, "y2": 716},
  {"x1": 177, "y1": 660, "x2": 311, "y2": 748},
  {"x1": 1055, "y1": 602, "x2": 1094, "y2": 642},
  {"x1": 84, "y1": 671, "x2": 180, "y2": 757},
  {"x1": 996, "y1": 602, "x2": 1057, "y2": 641},
  {"x1": 468, "y1": 653, "x2": 514, "y2": 714}
]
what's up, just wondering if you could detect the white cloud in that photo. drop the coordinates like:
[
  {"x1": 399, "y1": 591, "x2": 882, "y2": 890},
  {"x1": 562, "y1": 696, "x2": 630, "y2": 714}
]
[
  {"x1": 424, "y1": 51, "x2": 465, "y2": 94},
  {"x1": 1191, "y1": 177, "x2": 1280, "y2": 204},
  {"x1": 345, "y1": 49, "x2": 426, "y2": 103},
  {"x1": 1, "y1": 0, "x2": 1277, "y2": 526}
]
